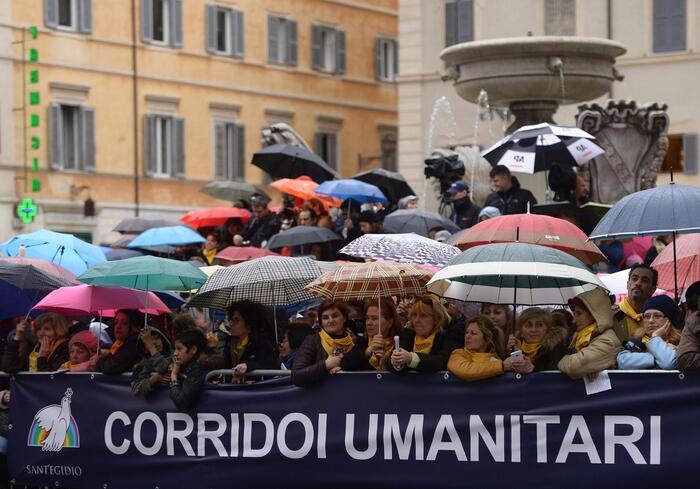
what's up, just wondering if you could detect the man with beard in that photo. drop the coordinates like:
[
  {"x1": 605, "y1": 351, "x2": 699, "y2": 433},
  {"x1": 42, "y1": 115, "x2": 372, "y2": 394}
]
[
  {"x1": 446, "y1": 180, "x2": 481, "y2": 229},
  {"x1": 612, "y1": 264, "x2": 657, "y2": 342}
]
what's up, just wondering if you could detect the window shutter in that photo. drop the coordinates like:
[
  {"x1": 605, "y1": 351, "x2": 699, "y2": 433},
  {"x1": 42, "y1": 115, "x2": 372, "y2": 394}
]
[
  {"x1": 173, "y1": 117, "x2": 185, "y2": 178},
  {"x1": 205, "y1": 5, "x2": 217, "y2": 53},
  {"x1": 329, "y1": 133, "x2": 338, "y2": 170},
  {"x1": 669, "y1": 0, "x2": 686, "y2": 51},
  {"x1": 445, "y1": 1, "x2": 457, "y2": 47},
  {"x1": 683, "y1": 133, "x2": 698, "y2": 175},
  {"x1": 49, "y1": 103, "x2": 63, "y2": 170},
  {"x1": 80, "y1": 106, "x2": 96, "y2": 172},
  {"x1": 233, "y1": 123, "x2": 245, "y2": 181},
  {"x1": 214, "y1": 122, "x2": 225, "y2": 179},
  {"x1": 141, "y1": 0, "x2": 153, "y2": 42},
  {"x1": 170, "y1": 0, "x2": 183, "y2": 48},
  {"x1": 311, "y1": 26, "x2": 322, "y2": 70},
  {"x1": 232, "y1": 10, "x2": 244, "y2": 58},
  {"x1": 78, "y1": 0, "x2": 92, "y2": 33},
  {"x1": 268, "y1": 16, "x2": 279, "y2": 63},
  {"x1": 335, "y1": 30, "x2": 346, "y2": 74},
  {"x1": 287, "y1": 20, "x2": 298, "y2": 66},
  {"x1": 457, "y1": 0, "x2": 474, "y2": 42},
  {"x1": 144, "y1": 115, "x2": 156, "y2": 176},
  {"x1": 653, "y1": 0, "x2": 669, "y2": 52},
  {"x1": 45, "y1": 0, "x2": 59, "y2": 29},
  {"x1": 375, "y1": 38, "x2": 382, "y2": 80},
  {"x1": 315, "y1": 133, "x2": 324, "y2": 159},
  {"x1": 392, "y1": 40, "x2": 399, "y2": 76}
]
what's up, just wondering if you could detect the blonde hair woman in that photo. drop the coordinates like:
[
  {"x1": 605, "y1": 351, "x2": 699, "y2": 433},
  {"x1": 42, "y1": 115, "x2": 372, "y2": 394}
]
[
  {"x1": 508, "y1": 307, "x2": 568, "y2": 372},
  {"x1": 3, "y1": 313, "x2": 70, "y2": 373},
  {"x1": 342, "y1": 299, "x2": 403, "y2": 371}
]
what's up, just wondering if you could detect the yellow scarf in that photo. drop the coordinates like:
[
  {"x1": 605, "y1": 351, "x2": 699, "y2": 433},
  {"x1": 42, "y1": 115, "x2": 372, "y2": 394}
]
[
  {"x1": 319, "y1": 330, "x2": 354, "y2": 357},
  {"x1": 110, "y1": 339, "x2": 124, "y2": 356},
  {"x1": 231, "y1": 334, "x2": 250, "y2": 362},
  {"x1": 203, "y1": 248, "x2": 217, "y2": 265},
  {"x1": 619, "y1": 297, "x2": 643, "y2": 338},
  {"x1": 414, "y1": 331, "x2": 437, "y2": 354},
  {"x1": 29, "y1": 338, "x2": 68, "y2": 372},
  {"x1": 367, "y1": 336, "x2": 395, "y2": 371},
  {"x1": 521, "y1": 342, "x2": 542, "y2": 361},
  {"x1": 642, "y1": 335, "x2": 651, "y2": 344},
  {"x1": 60, "y1": 360, "x2": 74, "y2": 370},
  {"x1": 570, "y1": 323, "x2": 597, "y2": 352},
  {"x1": 468, "y1": 350, "x2": 499, "y2": 362}
]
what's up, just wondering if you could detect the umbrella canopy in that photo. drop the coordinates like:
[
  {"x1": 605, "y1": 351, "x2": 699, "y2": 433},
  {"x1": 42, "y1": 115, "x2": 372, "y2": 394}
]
[
  {"x1": 315, "y1": 179, "x2": 388, "y2": 204},
  {"x1": 104, "y1": 248, "x2": 145, "y2": 261},
  {"x1": 187, "y1": 256, "x2": 324, "y2": 309},
  {"x1": 153, "y1": 290, "x2": 186, "y2": 310},
  {"x1": 33, "y1": 284, "x2": 170, "y2": 316},
  {"x1": 215, "y1": 246, "x2": 280, "y2": 264},
  {"x1": 270, "y1": 176, "x2": 342, "y2": 208},
  {"x1": 0, "y1": 262, "x2": 73, "y2": 319},
  {"x1": 0, "y1": 229, "x2": 106, "y2": 276},
  {"x1": 351, "y1": 168, "x2": 415, "y2": 203},
  {"x1": 481, "y1": 122, "x2": 604, "y2": 174},
  {"x1": 252, "y1": 144, "x2": 339, "y2": 183},
  {"x1": 339, "y1": 233, "x2": 460, "y2": 267},
  {"x1": 113, "y1": 218, "x2": 184, "y2": 234},
  {"x1": 266, "y1": 226, "x2": 341, "y2": 250},
  {"x1": 0, "y1": 256, "x2": 77, "y2": 284},
  {"x1": 78, "y1": 255, "x2": 207, "y2": 291},
  {"x1": 127, "y1": 226, "x2": 206, "y2": 248},
  {"x1": 200, "y1": 181, "x2": 270, "y2": 203},
  {"x1": 383, "y1": 208, "x2": 460, "y2": 236},
  {"x1": 651, "y1": 234, "x2": 700, "y2": 292},
  {"x1": 450, "y1": 213, "x2": 606, "y2": 266},
  {"x1": 428, "y1": 242, "x2": 605, "y2": 305},
  {"x1": 306, "y1": 261, "x2": 432, "y2": 301},
  {"x1": 180, "y1": 208, "x2": 251, "y2": 229}
]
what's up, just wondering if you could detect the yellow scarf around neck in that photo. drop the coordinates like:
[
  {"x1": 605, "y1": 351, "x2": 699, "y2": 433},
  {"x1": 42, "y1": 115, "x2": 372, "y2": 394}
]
[
  {"x1": 110, "y1": 339, "x2": 124, "y2": 356},
  {"x1": 60, "y1": 360, "x2": 73, "y2": 370},
  {"x1": 367, "y1": 336, "x2": 395, "y2": 371},
  {"x1": 414, "y1": 331, "x2": 437, "y2": 354},
  {"x1": 231, "y1": 334, "x2": 250, "y2": 362},
  {"x1": 29, "y1": 338, "x2": 68, "y2": 372},
  {"x1": 570, "y1": 324, "x2": 597, "y2": 352},
  {"x1": 642, "y1": 335, "x2": 651, "y2": 344},
  {"x1": 619, "y1": 297, "x2": 643, "y2": 338},
  {"x1": 319, "y1": 330, "x2": 354, "y2": 357},
  {"x1": 521, "y1": 342, "x2": 542, "y2": 361},
  {"x1": 203, "y1": 248, "x2": 217, "y2": 265},
  {"x1": 468, "y1": 350, "x2": 499, "y2": 362}
]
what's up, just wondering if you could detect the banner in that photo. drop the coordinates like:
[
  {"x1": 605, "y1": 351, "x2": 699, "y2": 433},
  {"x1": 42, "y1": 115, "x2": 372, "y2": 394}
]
[{"x1": 8, "y1": 370, "x2": 700, "y2": 488}]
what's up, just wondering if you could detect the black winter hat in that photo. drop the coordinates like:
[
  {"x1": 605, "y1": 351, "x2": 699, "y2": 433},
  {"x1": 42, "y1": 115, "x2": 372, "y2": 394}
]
[{"x1": 643, "y1": 295, "x2": 681, "y2": 329}]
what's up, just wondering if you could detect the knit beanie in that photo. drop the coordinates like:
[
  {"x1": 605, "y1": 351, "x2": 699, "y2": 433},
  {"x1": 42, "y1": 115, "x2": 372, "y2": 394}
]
[
  {"x1": 69, "y1": 330, "x2": 98, "y2": 357},
  {"x1": 643, "y1": 295, "x2": 681, "y2": 329}
]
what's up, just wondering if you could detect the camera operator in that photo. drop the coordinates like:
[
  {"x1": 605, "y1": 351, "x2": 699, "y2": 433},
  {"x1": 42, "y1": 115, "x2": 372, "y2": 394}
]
[{"x1": 446, "y1": 180, "x2": 481, "y2": 230}]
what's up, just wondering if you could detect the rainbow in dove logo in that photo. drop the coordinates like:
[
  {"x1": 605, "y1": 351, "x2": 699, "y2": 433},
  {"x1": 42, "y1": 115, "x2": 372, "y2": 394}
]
[{"x1": 27, "y1": 388, "x2": 80, "y2": 451}]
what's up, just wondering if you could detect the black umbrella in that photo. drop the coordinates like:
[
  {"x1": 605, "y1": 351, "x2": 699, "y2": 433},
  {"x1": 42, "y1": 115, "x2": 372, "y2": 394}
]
[
  {"x1": 383, "y1": 209, "x2": 460, "y2": 237},
  {"x1": 0, "y1": 262, "x2": 73, "y2": 318},
  {"x1": 201, "y1": 181, "x2": 270, "y2": 203},
  {"x1": 351, "y1": 168, "x2": 415, "y2": 203},
  {"x1": 266, "y1": 226, "x2": 341, "y2": 250},
  {"x1": 252, "y1": 144, "x2": 339, "y2": 183},
  {"x1": 113, "y1": 218, "x2": 184, "y2": 234}
]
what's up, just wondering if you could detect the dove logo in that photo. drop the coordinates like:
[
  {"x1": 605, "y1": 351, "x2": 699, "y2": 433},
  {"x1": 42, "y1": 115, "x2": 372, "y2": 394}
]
[{"x1": 27, "y1": 388, "x2": 80, "y2": 452}]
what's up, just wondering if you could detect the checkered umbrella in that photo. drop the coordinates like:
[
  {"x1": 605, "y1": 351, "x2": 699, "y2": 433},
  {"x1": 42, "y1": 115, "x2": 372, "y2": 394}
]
[
  {"x1": 305, "y1": 261, "x2": 433, "y2": 301},
  {"x1": 187, "y1": 256, "x2": 325, "y2": 310},
  {"x1": 339, "y1": 233, "x2": 460, "y2": 267}
]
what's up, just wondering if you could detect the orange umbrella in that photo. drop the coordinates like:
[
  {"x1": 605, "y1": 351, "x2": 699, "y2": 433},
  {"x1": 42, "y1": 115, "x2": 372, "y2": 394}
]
[
  {"x1": 270, "y1": 176, "x2": 341, "y2": 209},
  {"x1": 180, "y1": 207, "x2": 251, "y2": 229}
]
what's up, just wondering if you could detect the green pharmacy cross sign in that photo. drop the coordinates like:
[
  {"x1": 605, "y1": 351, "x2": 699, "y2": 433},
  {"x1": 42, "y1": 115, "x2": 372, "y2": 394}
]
[{"x1": 16, "y1": 198, "x2": 38, "y2": 224}]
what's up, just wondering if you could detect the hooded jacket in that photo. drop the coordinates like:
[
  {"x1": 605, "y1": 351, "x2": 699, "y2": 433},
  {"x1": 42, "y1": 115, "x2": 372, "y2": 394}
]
[
  {"x1": 677, "y1": 312, "x2": 700, "y2": 371},
  {"x1": 518, "y1": 326, "x2": 568, "y2": 372},
  {"x1": 484, "y1": 176, "x2": 537, "y2": 216},
  {"x1": 131, "y1": 329, "x2": 174, "y2": 397},
  {"x1": 558, "y1": 288, "x2": 622, "y2": 379}
]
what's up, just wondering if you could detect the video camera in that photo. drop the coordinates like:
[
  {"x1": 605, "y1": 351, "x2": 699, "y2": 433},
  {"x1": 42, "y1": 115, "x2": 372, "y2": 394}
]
[{"x1": 424, "y1": 155, "x2": 466, "y2": 201}]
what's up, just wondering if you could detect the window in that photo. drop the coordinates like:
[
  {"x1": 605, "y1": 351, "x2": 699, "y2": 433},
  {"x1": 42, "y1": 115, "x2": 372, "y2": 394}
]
[
  {"x1": 315, "y1": 132, "x2": 338, "y2": 170},
  {"x1": 49, "y1": 103, "x2": 95, "y2": 172},
  {"x1": 268, "y1": 16, "x2": 298, "y2": 66},
  {"x1": 205, "y1": 5, "x2": 244, "y2": 58},
  {"x1": 445, "y1": 0, "x2": 473, "y2": 47},
  {"x1": 144, "y1": 115, "x2": 185, "y2": 178},
  {"x1": 378, "y1": 126, "x2": 398, "y2": 172},
  {"x1": 44, "y1": 0, "x2": 92, "y2": 33},
  {"x1": 311, "y1": 26, "x2": 345, "y2": 74},
  {"x1": 375, "y1": 38, "x2": 398, "y2": 82},
  {"x1": 545, "y1": 0, "x2": 576, "y2": 35},
  {"x1": 653, "y1": 0, "x2": 686, "y2": 53},
  {"x1": 661, "y1": 134, "x2": 698, "y2": 175},
  {"x1": 213, "y1": 122, "x2": 245, "y2": 181},
  {"x1": 142, "y1": 0, "x2": 182, "y2": 48}
]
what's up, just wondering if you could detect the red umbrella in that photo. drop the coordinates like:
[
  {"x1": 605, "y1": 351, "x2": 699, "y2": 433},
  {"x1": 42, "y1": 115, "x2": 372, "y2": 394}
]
[
  {"x1": 215, "y1": 246, "x2": 280, "y2": 264},
  {"x1": 180, "y1": 207, "x2": 251, "y2": 229},
  {"x1": 451, "y1": 213, "x2": 606, "y2": 266},
  {"x1": 270, "y1": 176, "x2": 342, "y2": 209},
  {"x1": 0, "y1": 256, "x2": 77, "y2": 284},
  {"x1": 651, "y1": 234, "x2": 700, "y2": 292}
]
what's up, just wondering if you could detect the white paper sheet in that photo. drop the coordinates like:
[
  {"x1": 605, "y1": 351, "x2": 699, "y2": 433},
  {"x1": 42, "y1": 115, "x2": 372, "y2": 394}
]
[{"x1": 583, "y1": 370, "x2": 612, "y2": 395}]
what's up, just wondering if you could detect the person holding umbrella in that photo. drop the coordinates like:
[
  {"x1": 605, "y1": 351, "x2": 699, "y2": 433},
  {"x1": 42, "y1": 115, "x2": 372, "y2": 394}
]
[
  {"x1": 484, "y1": 166, "x2": 537, "y2": 216},
  {"x1": 612, "y1": 264, "x2": 657, "y2": 343},
  {"x1": 95, "y1": 310, "x2": 142, "y2": 375},
  {"x1": 3, "y1": 313, "x2": 70, "y2": 373},
  {"x1": 342, "y1": 299, "x2": 403, "y2": 371},
  {"x1": 234, "y1": 198, "x2": 280, "y2": 248}
]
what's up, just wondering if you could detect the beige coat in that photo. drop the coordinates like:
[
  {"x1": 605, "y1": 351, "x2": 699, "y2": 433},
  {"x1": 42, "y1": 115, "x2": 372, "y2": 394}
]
[{"x1": 558, "y1": 288, "x2": 622, "y2": 379}]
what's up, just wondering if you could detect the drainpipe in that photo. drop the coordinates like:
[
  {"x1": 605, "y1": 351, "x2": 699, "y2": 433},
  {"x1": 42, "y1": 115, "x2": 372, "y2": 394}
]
[
  {"x1": 607, "y1": 0, "x2": 613, "y2": 99},
  {"x1": 131, "y1": 0, "x2": 140, "y2": 216}
]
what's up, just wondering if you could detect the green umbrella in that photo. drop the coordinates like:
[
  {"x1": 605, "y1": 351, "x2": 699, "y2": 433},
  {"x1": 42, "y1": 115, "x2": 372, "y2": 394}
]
[{"x1": 78, "y1": 256, "x2": 207, "y2": 291}]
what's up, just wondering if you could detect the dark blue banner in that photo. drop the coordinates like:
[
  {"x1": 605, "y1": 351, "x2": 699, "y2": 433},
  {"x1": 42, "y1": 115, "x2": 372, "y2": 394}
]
[{"x1": 7, "y1": 371, "x2": 699, "y2": 488}]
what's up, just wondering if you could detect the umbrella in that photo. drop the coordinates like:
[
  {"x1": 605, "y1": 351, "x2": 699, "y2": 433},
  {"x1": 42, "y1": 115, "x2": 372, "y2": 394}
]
[
  {"x1": 315, "y1": 179, "x2": 388, "y2": 204},
  {"x1": 215, "y1": 246, "x2": 280, "y2": 264},
  {"x1": 339, "y1": 233, "x2": 460, "y2": 267},
  {"x1": 78, "y1": 255, "x2": 207, "y2": 291},
  {"x1": 180, "y1": 208, "x2": 251, "y2": 229},
  {"x1": 201, "y1": 181, "x2": 270, "y2": 203},
  {"x1": 383, "y1": 208, "x2": 460, "y2": 236},
  {"x1": 266, "y1": 226, "x2": 341, "y2": 250},
  {"x1": 0, "y1": 256, "x2": 77, "y2": 284},
  {"x1": 651, "y1": 234, "x2": 700, "y2": 292},
  {"x1": 153, "y1": 290, "x2": 186, "y2": 310},
  {"x1": 0, "y1": 262, "x2": 73, "y2": 319},
  {"x1": 270, "y1": 176, "x2": 342, "y2": 208},
  {"x1": 351, "y1": 168, "x2": 415, "y2": 203},
  {"x1": 32, "y1": 284, "x2": 170, "y2": 316},
  {"x1": 481, "y1": 122, "x2": 604, "y2": 174},
  {"x1": 450, "y1": 213, "x2": 606, "y2": 266},
  {"x1": 127, "y1": 226, "x2": 206, "y2": 248},
  {"x1": 104, "y1": 248, "x2": 145, "y2": 261},
  {"x1": 0, "y1": 229, "x2": 106, "y2": 276},
  {"x1": 589, "y1": 182, "x2": 700, "y2": 299},
  {"x1": 252, "y1": 144, "x2": 339, "y2": 183},
  {"x1": 113, "y1": 217, "x2": 184, "y2": 234}
]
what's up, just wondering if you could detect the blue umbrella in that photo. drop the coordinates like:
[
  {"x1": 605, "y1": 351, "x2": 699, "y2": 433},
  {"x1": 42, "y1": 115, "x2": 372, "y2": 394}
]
[
  {"x1": 0, "y1": 262, "x2": 73, "y2": 319},
  {"x1": 0, "y1": 229, "x2": 106, "y2": 276},
  {"x1": 153, "y1": 290, "x2": 186, "y2": 310},
  {"x1": 128, "y1": 226, "x2": 205, "y2": 248},
  {"x1": 315, "y1": 179, "x2": 388, "y2": 204}
]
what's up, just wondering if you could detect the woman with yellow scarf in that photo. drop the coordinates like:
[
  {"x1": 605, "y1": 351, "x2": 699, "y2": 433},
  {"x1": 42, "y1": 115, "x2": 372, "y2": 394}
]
[
  {"x1": 341, "y1": 299, "x2": 403, "y2": 371},
  {"x1": 558, "y1": 288, "x2": 621, "y2": 379},
  {"x1": 95, "y1": 309, "x2": 142, "y2": 375},
  {"x1": 292, "y1": 301, "x2": 355, "y2": 387},
  {"x1": 507, "y1": 308, "x2": 568, "y2": 372},
  {"x1": 2, "y1": 313, "x2": 70, "y2": 372},
  {"x1": 388, "y1": 295, "x2": 462, "y2": 373}
]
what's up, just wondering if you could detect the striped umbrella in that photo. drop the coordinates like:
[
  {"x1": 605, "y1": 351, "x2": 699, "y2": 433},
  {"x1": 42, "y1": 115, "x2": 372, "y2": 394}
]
[{"x1": 339, "y1": 233, "x2": 460, "y2": 267}]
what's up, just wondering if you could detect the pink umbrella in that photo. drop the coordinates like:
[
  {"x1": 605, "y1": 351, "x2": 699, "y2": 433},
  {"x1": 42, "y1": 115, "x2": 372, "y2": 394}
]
[
  {"x1": 652, "y1": 233, "x2": 700, "y2": 292},
  {"x1": 0, "y1": 256, "x2": 77, "y2": 284},
  {"x1": 33, "y1": 284, "x2": 170, "y2": 316}
]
